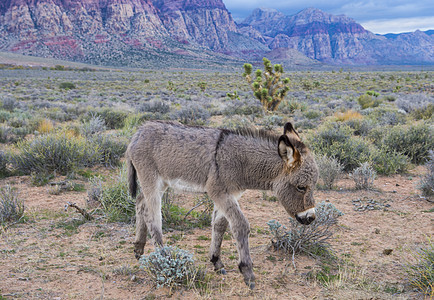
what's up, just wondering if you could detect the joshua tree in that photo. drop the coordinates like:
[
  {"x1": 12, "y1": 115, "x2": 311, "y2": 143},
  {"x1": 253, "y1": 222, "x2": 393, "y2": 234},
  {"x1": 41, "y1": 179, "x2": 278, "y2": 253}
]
[{"x1": 243, "y1": 58, "x2": 290, "y2": 112}]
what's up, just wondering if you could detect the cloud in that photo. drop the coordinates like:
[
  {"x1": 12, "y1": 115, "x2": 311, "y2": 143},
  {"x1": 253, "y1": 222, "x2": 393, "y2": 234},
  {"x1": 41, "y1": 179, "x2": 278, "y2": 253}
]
[{"x1": 361, "y1": 16, "x2": 434, "y2": 34}]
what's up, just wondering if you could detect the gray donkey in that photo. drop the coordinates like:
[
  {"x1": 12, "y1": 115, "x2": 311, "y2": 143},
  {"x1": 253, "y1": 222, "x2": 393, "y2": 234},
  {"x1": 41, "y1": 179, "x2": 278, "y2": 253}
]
[{"x1": 126, "y1": 120, "x2": 318, "y2": 289}]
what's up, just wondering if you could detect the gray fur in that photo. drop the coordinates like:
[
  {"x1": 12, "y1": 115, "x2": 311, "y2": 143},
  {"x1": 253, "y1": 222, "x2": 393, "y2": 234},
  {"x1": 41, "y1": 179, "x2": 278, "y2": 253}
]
[{"x1": 126, "y1": 120, "x2": 318, "y2": 288}]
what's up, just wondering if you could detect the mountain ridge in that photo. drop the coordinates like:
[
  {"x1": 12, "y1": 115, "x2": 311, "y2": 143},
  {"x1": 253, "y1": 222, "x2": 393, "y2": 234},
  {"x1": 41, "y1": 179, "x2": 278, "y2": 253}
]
[{"x1": 0, "y1": 2, "x2": 432, "y2": 67}]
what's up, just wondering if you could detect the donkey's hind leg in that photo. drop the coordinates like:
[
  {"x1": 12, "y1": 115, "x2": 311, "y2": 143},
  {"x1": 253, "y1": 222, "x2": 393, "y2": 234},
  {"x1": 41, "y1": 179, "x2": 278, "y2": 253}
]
[
  {"x1": 134, "y1": 192, "x2": 148, "y2": 259},
  {"x1": 141, "y1": 181, "x2": 165, "y2": 249},
  {"x1": 209, "y1": 208, "x2": 229, "y2": 274}
]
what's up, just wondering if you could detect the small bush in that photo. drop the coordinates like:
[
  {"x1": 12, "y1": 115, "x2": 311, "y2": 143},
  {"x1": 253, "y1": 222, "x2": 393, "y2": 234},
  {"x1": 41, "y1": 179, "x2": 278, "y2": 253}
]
[
  {"x1": 10, "y1": 132, "x2": 101, "y2": 175},
  {"x1": 37, "y1": 119, "x2": 54, "y2": 134},
  {"x1": 342, "y1": 118, "x2": 374, "y2": 136},
  {"x1": 85, "y1": 109, "x2": 128, "y2": 130},
  {"x1": 334, "y1": 110, "x2": 362, "y2": 122},
  {"x1": 370, "y1": 147, "x2": 409, "y2": 175},
  {"x1": 382, "y1": 123, "x2": 433, "y2": 164},
  {"x1": 139, "y1": 246, "x2": 206, "y2": 289},
  {"x1": 308, "y1": 123, "x2": 372, "y2": 171},
  {"x1": 357, "y1": 94, "x2": 381, "y2": 109},
  {"x1": 59, "y1": 82, "x2": 76, "y2": 90},
  {"x1": 80, "y1": 114, "x2": 107, "y2": 137},
  {"x1": 171, "y1": 104, "x2": 210, "y2": 125},
  {"x1": 262, "y1": 115, "x2": 284, "y2": 130},
  {"x1": 0, "y1": 185, "x2": 24, "y2": 224},
  {"x1": 411, "y1": 103, "x2": 434, "y2": 121},
  {"x1": 316, "y1": 155, "x2": 343, "y2": 189},
  {"x1": 267, "y1": 202, "x2": 343, "y2": 258},
  {"x1": 0, "y1": 151, "x2": 8, "y2": 178},
  {"x1": 404, "y1": 239, "x2": 434, "y2": 297},
  {"x1": 90, "y1": 134, "x2": 128, "y2": 168},
  {"x1": 419, "y1": 150, "x2": 434, "y2": 198},
  {"x1": 140, "y1": 100, "x2": 170, "y2": 114},
  {"x1": 352, "y1": 162, "x2": 376, "y2": 190}
]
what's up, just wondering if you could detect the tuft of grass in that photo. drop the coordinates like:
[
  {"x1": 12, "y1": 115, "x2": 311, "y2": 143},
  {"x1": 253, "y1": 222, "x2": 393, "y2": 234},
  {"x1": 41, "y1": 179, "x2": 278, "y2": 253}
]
[
  {"x1": 91, "y1": 166, "x2": 135, "y2": 223},
  {"x1": 404, "y1": 239, "x2": 434, "y2": 297}
]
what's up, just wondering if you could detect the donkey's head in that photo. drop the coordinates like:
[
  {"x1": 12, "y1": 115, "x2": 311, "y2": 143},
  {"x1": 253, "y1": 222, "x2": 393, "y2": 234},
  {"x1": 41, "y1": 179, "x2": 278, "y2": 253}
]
[{"x1": 274, "y1": 123, "x2": 318, "y2": 225}]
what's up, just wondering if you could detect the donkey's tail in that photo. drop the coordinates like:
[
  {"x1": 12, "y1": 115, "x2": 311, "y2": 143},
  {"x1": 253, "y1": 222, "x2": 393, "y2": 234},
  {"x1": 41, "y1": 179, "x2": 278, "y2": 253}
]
[{"x1": 127, "y1": 158, "x2": 137, "y2": 199}]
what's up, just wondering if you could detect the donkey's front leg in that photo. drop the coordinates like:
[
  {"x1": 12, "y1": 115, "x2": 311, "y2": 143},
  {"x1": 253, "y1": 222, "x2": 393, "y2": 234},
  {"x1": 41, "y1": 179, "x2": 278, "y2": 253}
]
[
  {"x1": 209, "y1": 208, "x2": 229, "y2": 274},
  {"x1": 215, "y1": 195, "x2": 255, "y2": 289}
]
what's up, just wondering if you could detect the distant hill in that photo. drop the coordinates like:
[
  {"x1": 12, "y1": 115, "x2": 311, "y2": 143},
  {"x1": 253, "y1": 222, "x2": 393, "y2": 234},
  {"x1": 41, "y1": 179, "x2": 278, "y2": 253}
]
[
  {"x1": 239, "y1": 8, "x2": 434, "y2": 65},
  {"x1": 0, "y1": 1, "x2": 432, "y2": 67}
]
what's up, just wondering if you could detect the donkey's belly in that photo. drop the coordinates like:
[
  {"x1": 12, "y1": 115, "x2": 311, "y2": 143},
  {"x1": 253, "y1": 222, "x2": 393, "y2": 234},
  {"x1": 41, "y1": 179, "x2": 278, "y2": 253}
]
[{"x1": 164, "y1": 178, "x2": 207, "y2": 194}]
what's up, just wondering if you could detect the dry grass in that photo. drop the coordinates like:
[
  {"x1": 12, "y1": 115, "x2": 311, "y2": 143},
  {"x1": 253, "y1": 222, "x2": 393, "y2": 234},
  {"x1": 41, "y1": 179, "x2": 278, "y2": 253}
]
[{"x1": 334, "y1": 110, "x2": 363, "y2": 122}]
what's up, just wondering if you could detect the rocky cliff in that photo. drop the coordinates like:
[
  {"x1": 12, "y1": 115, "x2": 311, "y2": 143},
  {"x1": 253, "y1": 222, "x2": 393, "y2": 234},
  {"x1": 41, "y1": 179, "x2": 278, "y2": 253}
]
[{"x1": 239, "y1": 7, "x2": 434, "y2": 65}]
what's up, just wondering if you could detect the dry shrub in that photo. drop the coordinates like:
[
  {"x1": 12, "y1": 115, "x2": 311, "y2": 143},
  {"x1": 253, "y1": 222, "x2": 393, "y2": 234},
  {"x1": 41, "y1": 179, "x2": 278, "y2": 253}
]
[
  {"x1": 37, "y1": 119, "x2": 54, "y2": 134},
  {"x1": 334, "y1": 110, "x2": 362, "y2": 122}
]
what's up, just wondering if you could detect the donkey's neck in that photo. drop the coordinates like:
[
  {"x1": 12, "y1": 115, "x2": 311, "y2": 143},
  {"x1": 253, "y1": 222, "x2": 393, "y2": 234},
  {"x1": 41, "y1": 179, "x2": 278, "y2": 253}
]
[{"x1": 216, "y1": 134, "x2": 284, "y2": 192}]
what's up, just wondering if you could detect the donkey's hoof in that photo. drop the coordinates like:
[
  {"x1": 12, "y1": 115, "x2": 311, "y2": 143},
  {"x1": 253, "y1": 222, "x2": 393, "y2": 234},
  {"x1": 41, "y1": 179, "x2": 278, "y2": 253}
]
[
  {"x1": 217, "y1": 268, "x2": 227, "y2": 275},
  {"x1": 244, "y1": 279, "x2": 255, "y2": 290},
  {"x1": 134, "y1": 247, "x2": 144, "y2": 260}
]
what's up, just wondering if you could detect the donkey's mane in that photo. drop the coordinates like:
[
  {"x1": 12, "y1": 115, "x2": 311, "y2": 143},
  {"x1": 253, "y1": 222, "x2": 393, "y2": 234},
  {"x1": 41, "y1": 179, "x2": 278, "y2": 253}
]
[
  {"x1": 224, "y1": 127, "x2": 279, "y2": 144},
  {"x1": 224, "y1": 126, "x2": 307, "y2": 152}
]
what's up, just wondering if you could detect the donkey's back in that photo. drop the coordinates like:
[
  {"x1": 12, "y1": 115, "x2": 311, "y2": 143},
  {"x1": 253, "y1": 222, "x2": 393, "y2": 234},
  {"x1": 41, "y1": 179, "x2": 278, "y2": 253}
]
[{"x1": 126, "y1": 121, "x2": 222, "y2": 196}]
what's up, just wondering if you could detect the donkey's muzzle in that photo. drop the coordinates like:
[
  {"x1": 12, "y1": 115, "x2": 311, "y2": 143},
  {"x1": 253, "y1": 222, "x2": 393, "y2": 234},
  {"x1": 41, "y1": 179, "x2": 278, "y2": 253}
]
[{"x1": 295, "y1": 208, "x2": 316, "y2": 225}]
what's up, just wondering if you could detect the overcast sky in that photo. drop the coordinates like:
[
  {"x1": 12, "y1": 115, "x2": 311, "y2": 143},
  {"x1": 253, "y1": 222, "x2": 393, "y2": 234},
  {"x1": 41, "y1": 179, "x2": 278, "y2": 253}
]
[{"x1": 223, "y1": 0, "x2": 434, "y2": 34}]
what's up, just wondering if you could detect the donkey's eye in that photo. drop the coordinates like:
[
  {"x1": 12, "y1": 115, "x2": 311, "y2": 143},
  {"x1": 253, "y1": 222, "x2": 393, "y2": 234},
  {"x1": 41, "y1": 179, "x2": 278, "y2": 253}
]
[{"x1": 296, "y1": 186, "x2": 307, "y2": 193}]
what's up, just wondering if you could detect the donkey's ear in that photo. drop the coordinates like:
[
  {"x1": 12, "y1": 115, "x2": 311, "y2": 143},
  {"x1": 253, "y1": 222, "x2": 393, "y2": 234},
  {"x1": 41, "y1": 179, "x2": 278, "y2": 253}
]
[
  {"x1": 278, "y1": 135, "x2": 300, "y2": 168},
  {"x1": 283, "y1": 122, "x2": 300, "y2": 141}
]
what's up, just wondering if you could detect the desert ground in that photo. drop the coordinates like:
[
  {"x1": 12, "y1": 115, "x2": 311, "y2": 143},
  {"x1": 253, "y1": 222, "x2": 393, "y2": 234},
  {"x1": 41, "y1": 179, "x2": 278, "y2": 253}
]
[{"x1": 0, "y1": 66, "x2": 432, "y2": 299}]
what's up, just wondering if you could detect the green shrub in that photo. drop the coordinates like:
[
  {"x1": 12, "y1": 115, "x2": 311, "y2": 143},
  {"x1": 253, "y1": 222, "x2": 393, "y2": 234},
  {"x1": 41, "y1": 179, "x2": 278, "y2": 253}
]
[
  {"x1": 308, "y1": 123, "x2": 372, "y2": 171},
  {"x1": 85, "y1": 109, "x2": 128, "y2": 130},
  {"x1": 9, "y1": 132, "x2": 101, "y2": 175},
  {"x1": 0, "y1": 151, "x2": 8, "y2": 178},
  {"x1": 411, "y1": 103, "x2": 434, "y2": 121},
  {"x1": 90, "y1": 134, "x2": 127, "y2": 168},
  {"x1": 139, "y1": 246, "x2": 206, "y2": 289},
  {"x1": 382, "y1": 123, "x2": 434, "y2": 164},
  {"x1": 59, "y1": 82, "x2": 76, "y2": 90},
  {"x1": 0, "y1": 185, "x2": 24, "y2": 224},
  {"x1": 370, "y1": 147, "x2": 409, "y2": 175},
  {"x1": 171, "y1": 105, "x2": 210, "y2": 125},
  {"x1": 357, "y1": 94, "x2": 381, "y2": 109}
]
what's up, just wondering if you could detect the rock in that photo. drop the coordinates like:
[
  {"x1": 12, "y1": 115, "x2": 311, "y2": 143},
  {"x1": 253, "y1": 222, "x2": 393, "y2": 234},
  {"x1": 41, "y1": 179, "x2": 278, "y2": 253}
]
[{"x1": 383, "y1": 249, "x2": 393, "y2": 255}]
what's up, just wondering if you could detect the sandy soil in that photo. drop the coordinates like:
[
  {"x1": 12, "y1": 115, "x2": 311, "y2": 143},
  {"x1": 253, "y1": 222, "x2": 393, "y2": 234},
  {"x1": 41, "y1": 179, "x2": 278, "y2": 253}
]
[{"x1": 0, "y1": 166, "x2": 432, "y2": 299}]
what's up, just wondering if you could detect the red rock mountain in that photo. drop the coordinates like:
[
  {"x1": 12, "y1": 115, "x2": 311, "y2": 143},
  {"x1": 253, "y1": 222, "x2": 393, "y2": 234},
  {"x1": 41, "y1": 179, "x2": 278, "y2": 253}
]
[{"x1": 0, "y1": 2, "x2": 432, "y2": 66}]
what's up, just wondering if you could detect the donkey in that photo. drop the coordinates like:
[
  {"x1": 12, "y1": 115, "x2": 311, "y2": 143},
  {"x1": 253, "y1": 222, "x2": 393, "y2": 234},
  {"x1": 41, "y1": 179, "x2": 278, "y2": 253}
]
[{"x1": 126, "y1": 120, "x2": 318, "y2": 289}]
